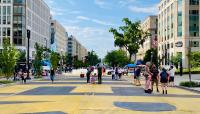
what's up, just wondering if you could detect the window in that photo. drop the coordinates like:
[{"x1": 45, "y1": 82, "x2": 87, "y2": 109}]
[
  {"x1": 2, "y1": 28, "x2": 6, "y2": 36},
  {"x1": 190, "y1": 0, "x2": 199, "y2": 5},
  {"x1": 7, "y1": 28, "x2": 10, "y2": 36},
  {"x1": 3, "y1": 6, "x2": 6, "y2": 15},
  {"x1": 171, "y1": 43, "x2": 173, "y2": 48},
  {"x1": 189, "y1": 10, "x2": 199, "y2": 37},
  {"x1": 192, "y1": 41, "x2": 199, "y2": 47},
  {"x1": 7, "y1": 16, "x2": 11, "y2": 24}
]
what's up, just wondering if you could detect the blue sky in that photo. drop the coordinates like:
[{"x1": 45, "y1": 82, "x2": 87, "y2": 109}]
[{"x1": 44, "y1": 0, "x2": 160, "y2": 58}]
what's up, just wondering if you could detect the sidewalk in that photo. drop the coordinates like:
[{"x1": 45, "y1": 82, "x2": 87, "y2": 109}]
[{"x1": 175, "y1": 74, "x2": 200, "y2": 93}]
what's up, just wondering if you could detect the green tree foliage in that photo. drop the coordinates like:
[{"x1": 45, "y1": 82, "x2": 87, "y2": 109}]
[
  {"x1": 17, "y1": 50, "x2": 26, "y2": 63},
  {"x1": 104, "y1": 50, "x2": 129, "y2": 67},
  {"x1": 85, "y1": 51, "x2": 101, "y2": 66},
  {"x1": 33, "y1": 43, "x2": 44, "y2": 77},
  {"x1": 50, "y1": 52, "x2": 61, "y2": 70},
  {"x1": 0, "y1": 39, "x2": 19, "y2": 79},
  {"x1": 171, "y1": 53, "x2": 181, "y2": 68},
  {"x1": 191, "y1": 52, "x2": 200, "y2": 67},
  {"x1": 143, "y1": 48, "x2": 158, "y2": 66},
  {"x1": 109, "y1": 18, "x2": 150, "y2": 61},
  {"x1": 74, "y1": 60, "x2": 85, "y2": 68}
]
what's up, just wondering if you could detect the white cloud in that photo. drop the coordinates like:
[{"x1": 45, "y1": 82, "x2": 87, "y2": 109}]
[
  {"x1": 118, "y1": 0, "x2": 136, "y2": 7},
  {"x1": 64, "y1": 25, "x2": 115, "y2": 58},
  {"x1": 94, "y1": 0, "x2": 111, "y2": 9},
  {"x1": 129, "y1": 4, "x2": 158, "y2": 14},
  {"x1": 76, "y1": 16, "x2": 115, "y2": 26},
  {"x1": 77, "y1": 16, "x2": 90, "y2": 21}
]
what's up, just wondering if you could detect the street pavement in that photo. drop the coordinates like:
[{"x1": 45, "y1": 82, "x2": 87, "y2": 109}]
[
  {"x1": 0, "y1": 72, "x2": 200, "y2": 114},
  {"x1": 175, "y1": 74, "x2": 200, "y2": 91}
]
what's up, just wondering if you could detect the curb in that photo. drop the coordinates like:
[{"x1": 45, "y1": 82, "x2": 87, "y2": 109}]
[{"x1": 175, "y1": 86, "x2": 200, "y2": 94}]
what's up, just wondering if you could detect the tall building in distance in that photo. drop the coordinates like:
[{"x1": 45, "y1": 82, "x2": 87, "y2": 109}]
[
  {"x1": 137, "y1": 16, "x2": 158, "y2": 60},
  {"x1": 158, "y1": 0, "x2": 200, "y2": 68},
  {"x1": 50, "y1": 20, "x2": 67, "y2": 54},
  {"x1": 0, "y1": 0, "x2": 51, "y2": 59},
  {"x1": 67, "y1": 35, "x2": 88, "y2": 61}
]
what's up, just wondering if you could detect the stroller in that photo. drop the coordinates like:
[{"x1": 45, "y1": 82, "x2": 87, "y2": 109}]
[{"x1": 90, "y1": 73, "x2": 96, "y2": 84}]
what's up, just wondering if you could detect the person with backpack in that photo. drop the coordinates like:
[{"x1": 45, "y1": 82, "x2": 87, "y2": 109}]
[
  {"x1": 135, "y1": 66, "x2": 141, "y2": 86},
  {"x1": 160, "y1": 68, "x2": 170, "y2": 94},
  {"x1": 150, "y1": 64, "x2": 159, "y2": 92}
]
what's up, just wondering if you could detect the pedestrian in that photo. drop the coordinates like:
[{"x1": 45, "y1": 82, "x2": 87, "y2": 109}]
[
  {"x1": 150, "y1": 64, "x2": 159, "y2": 92},
  {"x1": 169, "y1": 66, "x2": 175, "y2": 87},
  {"x1": 160, "y1": 68, "x2": 169, "y2": 94},
  {"x1": 144, "y1": 62, "x2": 152, "y2": 93},
  {"x1": 90, "y1": 67, "x2": 96, "y2": 84},
  {"x1": 86, "y1": 67, "x2": 91, "y2": 83},
  {"x1": 97, "y1": 65, "x2": 102, "y2": 84},
  {"x1": 111, "y1": 67, "x2": 115, "y2": 80},
  {"x1": 50, "y1": 68, "x2": 55, "y2": 83},
  {"x1": 22, "y1": 70, "x2": 27, "y2": 84},
  {"x1": 135, "y1": 66, "x2": 141, "y2": 86},
  {"x1": 115, "y1": 67, "x2": 119, "y2": 80},
  {"x1": 118, "y1": 68, "x2": 122, "y2": 80}
]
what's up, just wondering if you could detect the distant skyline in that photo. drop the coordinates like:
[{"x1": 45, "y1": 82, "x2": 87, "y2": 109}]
[{"x1": 44, "y1": 0, "x2": 160, "y2": 58}]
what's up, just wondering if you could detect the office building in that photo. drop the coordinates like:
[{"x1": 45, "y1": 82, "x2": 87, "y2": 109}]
[
  {"x1": 0, "y1": 0, "x2": 51, "y2": 59},
  {"x1": 137, "y1": 16, "x2": 158, "y2": 60},
  {"x1": 67, "y1": 35, "x2": 88, "y2": 60},
  {"x1": 158, "y1": 0, "x2": 200, "y2": 68},
  {"x1": 50, "y1": 20, "x2": 67, "y2": 54}
]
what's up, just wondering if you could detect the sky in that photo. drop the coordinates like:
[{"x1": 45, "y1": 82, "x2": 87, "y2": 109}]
[{"x1": 44, "y1": 0, "x2": 160, "y2": 58}]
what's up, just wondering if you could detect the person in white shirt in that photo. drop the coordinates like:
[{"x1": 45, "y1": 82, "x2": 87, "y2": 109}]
[{"x1": 169, "y1": 66, "x2": 175, "y2": 87}]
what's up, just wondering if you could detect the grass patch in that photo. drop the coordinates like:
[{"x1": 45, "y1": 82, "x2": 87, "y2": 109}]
[
  {"x1": 180, "y1": 81, "x2": 200, "y2": 87},
  {"x1": 0, "y1": 80, "x2": 14, "y2": 84}
]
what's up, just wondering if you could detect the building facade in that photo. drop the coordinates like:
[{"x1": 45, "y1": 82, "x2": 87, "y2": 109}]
[
  {"x1": 67, "y1": 35, "x2": 88, "y2": 61},
  {"x1": 137, "y1": 16, "x2": 158, "y2": 60},
  {"x1": 50, "y1": 20, "x2": 67, "y2": 54},
  {"x1": 158, "y1": 0, "x2": 200, "y2": 68},
  {"x1": 0, "y1": 0, "x2": 51, "y2": 59}
]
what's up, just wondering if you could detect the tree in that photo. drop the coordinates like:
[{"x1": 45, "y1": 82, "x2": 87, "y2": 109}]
[
  {"x1": 143, "y1": 48, "x2": 158, "y2": 66},
  {"x1": 33, "y1": 43, "x2": 44, "y2": 78},
  {"x1": 109, "y1": 18, "x2": 150, "y2": 61},
  {"x1": 191, "y1": 52, "x2": 200, "y2": 67},
  {"x1": 0, "y1": 39, "x2": 19, "y2": 79},
  {"x1": 85, "y1": 51, "x2": 101, "y2": 66},
  {"x1": 104, "y1": 50, "x2": 129, "y2": 67},
  {"x1": 50, "y1": 52, "x2": 61, "y2": 70},
  {"x1": 171, "y1": 54, "x2": 181, "y2": 68}
]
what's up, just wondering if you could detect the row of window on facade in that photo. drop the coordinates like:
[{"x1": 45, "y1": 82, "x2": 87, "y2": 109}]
[
  {"x1": 159, "y1": 0, "x2": 199, "y2": 11},
  {"x1": 159, "y1": 41, "x2": 200, "y2": 51}
]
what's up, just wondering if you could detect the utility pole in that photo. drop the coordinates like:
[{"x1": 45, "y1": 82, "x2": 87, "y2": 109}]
[{"x1": 26, "y1": 29, "x2": 31, "y2": 79}]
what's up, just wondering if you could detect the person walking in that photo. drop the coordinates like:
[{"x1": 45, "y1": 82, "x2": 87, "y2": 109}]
[
  {"x1": 160, "y1": 68, "x2": 169, "y2": 94},
  {"x1": 118, "y1": 68, "x2": 122, "y2": 80},
  {"x1": 135, "y1": 66, "x2": 141, "y2": 86},
  {"x1": 86, "y1": 67, "x2": 91, "y2": 83},
  {"x1": 97, "y1": 65, "x2": 102, "y2": 84},
  {"x1": 50, "y1": 68, "x2": 55, "y2": 83},
  {"x1": 115, "y1": 67, "x2": 119, "y2": 80},
  {"x1": 169, "y1": 66, "x2": 175, "y2": 87},
  {"x1": 150, "y1": 64, "x2": 159, "y2": 92},
  {"x1": 144, "y1": 62, "x2": 152, "y2": 93},
  {"x1": 111, "y1": 67, "x2": 115, "y2": 80}
]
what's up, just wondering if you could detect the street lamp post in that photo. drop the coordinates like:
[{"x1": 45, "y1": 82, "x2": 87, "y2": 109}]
[{"x1": 26, "y1": 29, "x2": 31, "y2": 79}]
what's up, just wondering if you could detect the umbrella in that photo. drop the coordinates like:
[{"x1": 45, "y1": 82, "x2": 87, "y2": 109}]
[{"x1": 127, "y1": 64, "x2": 137, "y2": 68}]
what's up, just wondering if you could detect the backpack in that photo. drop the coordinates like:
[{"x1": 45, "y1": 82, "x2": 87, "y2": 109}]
[{"x1": 160, "y1": 71, "x2": 168, "y2": 80}]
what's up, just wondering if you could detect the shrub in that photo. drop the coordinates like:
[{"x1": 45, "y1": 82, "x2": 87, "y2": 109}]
[
  {"x1": 176, "y1": 67, "x2": 200, "y2": 74},
  {"x1": 180, "y1": 81, "x2": 200, "y2": 87}
]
